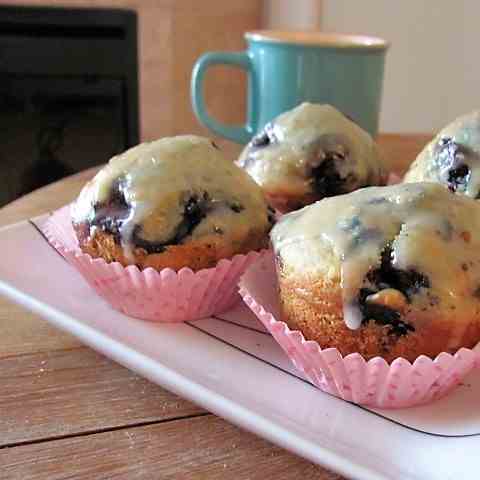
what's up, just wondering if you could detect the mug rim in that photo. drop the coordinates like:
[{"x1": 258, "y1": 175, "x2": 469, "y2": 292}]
[{"x1": 245, "y1": 30, "x2": 389, "y2": 50}]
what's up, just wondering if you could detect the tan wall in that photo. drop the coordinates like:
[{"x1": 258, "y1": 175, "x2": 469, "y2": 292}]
[
  {"x1": 4, "y1": 0, "x2": 261, "y2": 158},
  {"x1": 263, "y1": 0, "x2": 321, "y2": 30}
]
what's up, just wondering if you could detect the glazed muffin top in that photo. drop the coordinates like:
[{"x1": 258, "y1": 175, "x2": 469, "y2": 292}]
[
  {"x1": 237, "y1": 103, "x2": 385, "y2": 201},
  {"x1": 72, "y1": 135, "x2": 272, "y2": 260},
  {"x1": 271, "y1": 182, "x2": 480, "y2": 336},
  {"x1": 405, "y1": 110, "x2": 480, "y2": 198}
]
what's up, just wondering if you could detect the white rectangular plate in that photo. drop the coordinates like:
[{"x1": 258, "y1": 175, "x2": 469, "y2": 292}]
[{"x1": 1, "y1": 214, "x2": 479, "y2": 480}]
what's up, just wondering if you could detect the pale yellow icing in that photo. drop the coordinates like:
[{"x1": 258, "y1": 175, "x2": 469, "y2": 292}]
[
  {"x1": 271, "y1": 183, "x2": 480, "y2": 331},
  {"x1": 237, "y1": 103, "x2": 385, "y2": 198},
  {"x1": 72, "y1": 135, "x2": 270, "y2": 258},
  {"x1": 405, "y1": 110, "x2": 480, "y2": 198}
]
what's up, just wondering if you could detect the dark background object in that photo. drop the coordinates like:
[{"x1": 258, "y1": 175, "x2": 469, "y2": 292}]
[{"x1": 0, "y1": 5, "x2": 139, "y2": 207}]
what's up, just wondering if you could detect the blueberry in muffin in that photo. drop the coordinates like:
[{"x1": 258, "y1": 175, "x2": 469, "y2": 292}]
[
  {"x1": 237, "y1": 103, "x2": 386, "y2": 212},
  {"x1": 72, "y1": 135, "x2": 273, "y2": 271},
  {"x1": 270, "y1": 182, "x2": 480, "y2": 362},
  {"x1": 404, "y1": 110, "x2": 480, "y2": 198}
]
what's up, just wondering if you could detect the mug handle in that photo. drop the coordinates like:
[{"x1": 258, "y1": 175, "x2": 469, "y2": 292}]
[{"x1": 191, "y1": 51, "x2": 254, "y2": 144}]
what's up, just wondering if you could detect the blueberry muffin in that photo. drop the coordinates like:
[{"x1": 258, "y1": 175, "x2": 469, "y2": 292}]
[
  {"x1": 270, "y1": 182, "x2": 480, "y2": 362},
  {"x1": 72, "y1": 135, "x2": 274, "y2": 271},
  {"x1": 237, "y1": 103, "x2": 386, "y2": 212},
  {"x1": 405, "y1": 111, "x2": 480, "y2": 197}
]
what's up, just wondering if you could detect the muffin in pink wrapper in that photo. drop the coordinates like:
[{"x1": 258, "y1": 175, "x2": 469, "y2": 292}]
[
  {"x1": 240, "y1": 183, "x2": 480, "y2": 408},
  {"x1": 239, "y1": 252, "x2": 480, "y2": 409},
  {"x1": 43, "y1": 135, "x2": 273, "y2": 322}
]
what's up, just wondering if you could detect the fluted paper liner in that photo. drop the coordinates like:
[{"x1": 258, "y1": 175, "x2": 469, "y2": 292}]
[
  {"x1": 42, "y1": 205, "x2": 266, "y2": 322},
  {"x1": 239, "y1": 251, "x2": 480, "y2": 408}
]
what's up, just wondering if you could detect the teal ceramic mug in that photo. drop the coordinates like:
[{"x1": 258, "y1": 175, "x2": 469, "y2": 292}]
[{"x1": 191, "y1": 30, "x2": 389, "y2": 143}]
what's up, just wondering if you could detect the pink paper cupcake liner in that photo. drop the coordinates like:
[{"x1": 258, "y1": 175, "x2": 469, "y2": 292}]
[
  {"x1": 239, "y1": 252, "x2": 480, "y2": 408},
  {"x1": 42, "y1": 205, "x2": 266, "y2": 322}
]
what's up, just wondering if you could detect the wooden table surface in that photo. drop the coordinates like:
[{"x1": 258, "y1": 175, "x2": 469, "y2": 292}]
[{"x1": 0, "y1": 134, "x2": 431, "y2": 480}]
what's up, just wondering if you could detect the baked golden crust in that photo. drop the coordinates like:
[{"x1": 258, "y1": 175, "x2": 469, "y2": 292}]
[
  {"x1": 74, "y1": 223, "x2": 269, "y2": 271},
  {"x1": 277, "y1": 271, "x2": 480, "y2": 363}
]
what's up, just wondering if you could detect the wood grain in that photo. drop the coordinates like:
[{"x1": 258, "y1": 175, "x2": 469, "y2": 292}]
[
  {"x1": 0, "y1": 347, "x2": 204, "y2": 447},
  {"x1": 1, "y1": 415, "x2": 344, "y2": 480},
  {"x1": 377, "y1": 133, "x2": 432, "y2": 174},
  {"x1": 0, "y1": 305, "x2": 81, "y2": 358}
]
